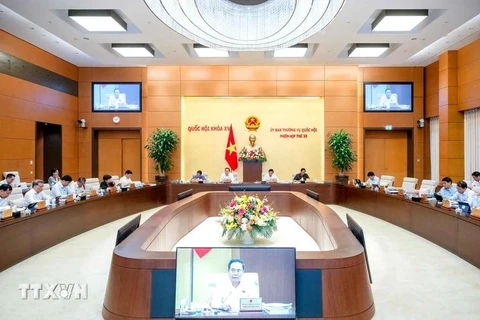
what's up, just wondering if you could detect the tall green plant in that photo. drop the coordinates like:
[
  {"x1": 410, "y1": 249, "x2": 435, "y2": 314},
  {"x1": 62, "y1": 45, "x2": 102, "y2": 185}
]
[
  {"x1": 327, "y1": 129, "x2": 357, "y2": 175},
  {"x1": 145, "y1": 128, "x2": 179, "y2": 175}
]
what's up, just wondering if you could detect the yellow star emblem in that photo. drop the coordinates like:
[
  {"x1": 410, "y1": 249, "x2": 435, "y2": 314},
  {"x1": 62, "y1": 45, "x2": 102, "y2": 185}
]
[{"x1": 226, "y1": 142, "x2": 236, "y2": 155}]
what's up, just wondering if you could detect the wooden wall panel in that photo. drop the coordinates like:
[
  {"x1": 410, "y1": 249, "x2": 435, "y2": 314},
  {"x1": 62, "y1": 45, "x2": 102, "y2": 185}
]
[
  {"x1": 324, "y1": 80, "x2": 357, "y2": 96},
  {"x1": 276, "y1": 66, "x2": 325, "y2": 81},
  {"x1": 0, "y1": 30, "x2": 77, "y2": 80},
  {"x1": 276, "y1": 81, "x2": 324, "y2": 96},
  {"x1": 229, "y1": 66, "x2": 277, "y2": 81},
  {"x1": 425, "y1": 61, "x2": 439, "y2": 118},
  {"x1": 181, "y1": 81, "x2": 229, "y2": 96},
  {"x1": 180, "y1": 66, "x2": 229, "y2": 81},
  {"x1": 0, "y1": 31, "x2": 78, "y2": 180},
  {"x1": 148, "y1": 66, "x2": 181, "y2": 81},
  {"x1": 325, "y1": 66, "x2": 358, "y2": 81},
  {"x1": 228, "y1": 81, "x2": 277, "y2": 96}
]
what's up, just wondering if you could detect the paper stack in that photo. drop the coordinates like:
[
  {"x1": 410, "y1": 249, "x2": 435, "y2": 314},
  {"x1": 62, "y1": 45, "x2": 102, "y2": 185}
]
[{"x1": 263, "y1": 303, "x2": 292, "y2": 315}]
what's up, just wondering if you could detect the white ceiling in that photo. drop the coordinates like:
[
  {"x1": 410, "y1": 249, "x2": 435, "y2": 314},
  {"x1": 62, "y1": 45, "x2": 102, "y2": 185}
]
[{"x1": 0, "y1": 0, "x2": 479, "y2": 67}]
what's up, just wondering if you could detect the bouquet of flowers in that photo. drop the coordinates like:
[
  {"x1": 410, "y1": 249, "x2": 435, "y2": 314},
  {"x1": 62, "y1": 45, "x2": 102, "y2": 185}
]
[
  {"x1": 219, "y1": 194, "x2": 278, "y2": 240},
  {"x1": 238, "y1": 147, "x2": 267, "y2": 162}
]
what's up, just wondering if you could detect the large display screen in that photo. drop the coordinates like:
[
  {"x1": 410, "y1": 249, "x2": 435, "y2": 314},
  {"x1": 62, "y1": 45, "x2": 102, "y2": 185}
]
[
  {"x1": 175, "y1": 247, "x2": 296, "y2": 319},
  {"x1": 364, "y1": 82, "x2": 413, "y2": 112},
  {"x1": 92, "y1": 82, "x2": 142, "y2": 112}
]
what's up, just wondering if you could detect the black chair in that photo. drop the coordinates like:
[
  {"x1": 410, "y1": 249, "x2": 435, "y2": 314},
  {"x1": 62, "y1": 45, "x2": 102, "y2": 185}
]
[
  {"x1": 228, "y1": 185, "x2": 271, "y2": 192},
  {"x1": 177, "y1": 189, "x2": 193, "y2": 201},
  {"x1": 346, "y1": 214, "x2": 373, "y2": 284},
  {"x1": 306, "y1": 189, "x2": 320, "y2": 201}
]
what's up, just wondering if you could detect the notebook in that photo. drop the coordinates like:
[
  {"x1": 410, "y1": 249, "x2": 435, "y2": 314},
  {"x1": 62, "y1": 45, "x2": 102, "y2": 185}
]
[{"x1": 458, "y1": 201, "x2": 471, "y2": 214}]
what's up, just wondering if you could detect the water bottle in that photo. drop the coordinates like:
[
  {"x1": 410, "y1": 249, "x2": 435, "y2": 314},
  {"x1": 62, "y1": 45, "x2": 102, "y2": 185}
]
[{"x1": 180, "y1": 299, "x2": 186, "y2": 315}]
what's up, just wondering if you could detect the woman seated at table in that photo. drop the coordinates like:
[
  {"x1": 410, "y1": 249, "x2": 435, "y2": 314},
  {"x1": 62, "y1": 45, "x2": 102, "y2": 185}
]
[
  {"x1": 48, "y1": 168, "x2": 60, "y2": 188},
  {"x1": 100, "y1": 174, "x2": 113, "y2": 190}
]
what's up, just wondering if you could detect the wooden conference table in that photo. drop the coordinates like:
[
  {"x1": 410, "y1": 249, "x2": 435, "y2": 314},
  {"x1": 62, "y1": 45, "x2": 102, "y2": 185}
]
[
  {"x1": 0, "y1": 185, "x2": 165, "y2": 272},
  {"x1": 166, "y1": 182, "x2": 480, "y2": 269}
]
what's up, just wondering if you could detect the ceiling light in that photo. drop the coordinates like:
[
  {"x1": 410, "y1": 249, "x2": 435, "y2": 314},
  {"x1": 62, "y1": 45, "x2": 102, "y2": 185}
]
[
  {"x1": 112, "y1": 44, "x2": 154, "y2": 57},
  {"x1": 68, "y1": 10, "x2": 127, "y2": 32},
  {"x1": 274, "y1": 44, "x2": 308, "y2": 58},
  {"x1": 372, "y1": 9, "x2": 428, "y2": 32},
  {"x1": 144, "y1": 0, "x2": 345, "y2": 51},
  {"x1": 348, "y1": 44, "x2": 389, "y2": 58},
  {"x1": 193, "y1": 44, "x2": 229, "y2": 58}
]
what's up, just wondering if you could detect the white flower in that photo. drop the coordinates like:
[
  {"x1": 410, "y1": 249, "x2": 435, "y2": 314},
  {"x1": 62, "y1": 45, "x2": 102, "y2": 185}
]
[
  {"x1": 241, "y1": 224, "x2": 247, "y2": 231},
  {"x1": 241, "y1": 218, "x2": 248, "y2": 224}
]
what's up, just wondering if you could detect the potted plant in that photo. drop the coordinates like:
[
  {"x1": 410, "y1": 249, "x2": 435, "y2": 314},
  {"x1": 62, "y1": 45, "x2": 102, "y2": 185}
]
[
  {"x1": 327, "y1": 129, "x2": 357, "y2": 184},
  {"x1": 145, "y1": 128, "x2": 180, "y2": 184}
]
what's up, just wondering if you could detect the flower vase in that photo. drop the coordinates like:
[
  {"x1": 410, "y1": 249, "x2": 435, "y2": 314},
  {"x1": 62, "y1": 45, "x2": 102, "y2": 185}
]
[{"x1": 242, "y1": 230, "x2": 255, "y2": 245}]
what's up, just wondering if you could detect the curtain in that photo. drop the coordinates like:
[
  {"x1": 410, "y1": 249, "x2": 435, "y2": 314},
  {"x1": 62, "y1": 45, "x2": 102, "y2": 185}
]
[
  {"x1": 464, "y1": 108, "x2": 480, "y2": 179},
  {"x1": 429, "y1": 117, "x2": 439, "y2": 183}
]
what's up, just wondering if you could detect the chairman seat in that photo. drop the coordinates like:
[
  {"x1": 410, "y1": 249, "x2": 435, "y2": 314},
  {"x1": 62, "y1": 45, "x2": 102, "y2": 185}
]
[
  {"x1": 401, "y1": 177, "x2": 418, "y2": 191},
  {"x1": 418, "y1": 179, "x2": 437, "y2": 194}
]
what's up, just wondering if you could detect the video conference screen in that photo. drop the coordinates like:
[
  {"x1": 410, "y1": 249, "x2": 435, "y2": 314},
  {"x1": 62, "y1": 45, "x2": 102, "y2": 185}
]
[
  {"x1": 92, "y1": 82, "x2": 142, "y2": 112},
  {"x1": 175, "y1": 247, "x2": 296, "y2": 319},
  {"x1": 364, "y1": 82, "x2": 413, "y2": 112}
]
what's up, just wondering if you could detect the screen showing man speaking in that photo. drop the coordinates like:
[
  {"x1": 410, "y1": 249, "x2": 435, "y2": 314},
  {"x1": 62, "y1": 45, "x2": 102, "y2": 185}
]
[
  {"x1": 92, "y1": 82, "x2": 142, "y2": 112},
  {"x1": 174, "y1": 247, "x2": 296, "y2": 319}
]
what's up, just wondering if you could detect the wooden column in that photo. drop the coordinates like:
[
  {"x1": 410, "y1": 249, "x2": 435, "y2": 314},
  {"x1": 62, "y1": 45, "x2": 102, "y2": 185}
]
[{"x1": 438, "y1": 51, "x2": 464, "y2": 182}]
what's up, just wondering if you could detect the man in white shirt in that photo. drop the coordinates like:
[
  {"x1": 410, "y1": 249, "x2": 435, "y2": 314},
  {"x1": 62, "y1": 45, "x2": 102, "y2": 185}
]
[
  {"x1": 0, "y1": 184, "x2": 12, "y2": 208},
  {"x1": 118, "y1": 170, "x2": 133, "y2": 188},
  {"x1": 262, "y1": 169, "x2": 278, "y2": 183},
  {"x1": 471, "y1": 188, "x2": 480, "y2": 208},
  {"x1": 210, "y1": 259, "x2": 259, "y2": 312},
  {"x1": 366, "y1": 171, "x2": 380, "y2": 189},
  {"x1": 70, "y1": 177, "x2": 86, "y2": 195},
  {"x1": 52, "y1": 175, "x2": 74, "y2": 198},
  {"x1": 0, "y1": 173, "x2": 16, "y2": 187},
  {"x1": 439, "y1": 177, "x2": 456, "y2": 199},
  {"x1": 471, "y1": 171, "x2": 480, "y2": 188},
  {"x1": 378, "y1": 88, "x2": 398, "y2": 109},
  {"x1": 450, "y1": 181, "x2": 475, "y2": 206},
  {"x1": 107, "y1": 88, "x2": 127, "y2": 109},
  {"x1": 24, "y1": 180, "x2": 51, "y2": 207},
  {"x1": 220, "y1": 168, "x2": 236, "y2": 183}
]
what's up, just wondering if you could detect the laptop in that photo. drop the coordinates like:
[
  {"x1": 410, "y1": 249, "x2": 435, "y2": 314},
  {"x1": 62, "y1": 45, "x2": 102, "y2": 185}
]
[
  {"x1": 458, "y1": 201, "x2": 471, "y2": 214},
  {"x1": 434, "y1": 193, "x2": 443, "y2": 203}
]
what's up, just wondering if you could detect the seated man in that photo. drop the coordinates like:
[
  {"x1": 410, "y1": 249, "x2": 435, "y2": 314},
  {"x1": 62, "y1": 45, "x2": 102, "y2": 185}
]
[
  {"x1": 100, "y1": 174, "x2": 113, "y2": 190},
  {"x1": 439, "y1": 177, "x2": 456, "y2": 199},
  {"x1": 450, "y1": 181, "x2": 475, "y2": 205},
  {"x1": 471, "y1": 171, "x2": 480, "y2": 188},
  {"x1": 118, "y1": 170, "x2": 133, "y2": 188},
  {"x1": 293, "y1": 168, "x2": 310, "y2": 182},
  {"x1": 51, "y1": 175, "x2": 74, "y2": 198},
  {"x1": 0, "y1": 173, "x2": 16, "y2": 187},
  {"x1": 472, "y1": 188, "x2": 480, "y2": 208},
  {"x1": 220, "y1": 168, "x2": 236, "y2": 183},
  {"x1": 0, "y1": 184, "x2": 12, "y2": 208},
  {"x1": 366, "y1": 171, "x2": 380, "y2": 189},
  {"x1": 378, "y1": 88, "x2": 398, "y2": 109},
  {"x1": 191, "y1": 170, "x2": 207, "y2": 183},
  {"x1": 107, "y1": 88, "x2": 127, "y2": 109},
  {"x1": 24, "y1": 180, "x2": 51, "y2": 207},
  {"x1": 210, "y1": 258, "x2": 259, "y2": 312},
  {"x1": 262, "y1": 169, "x2": 278, "y2": 183},
  {"x1": 71, "y1": 177, "x2": 86, "y2": 195}
]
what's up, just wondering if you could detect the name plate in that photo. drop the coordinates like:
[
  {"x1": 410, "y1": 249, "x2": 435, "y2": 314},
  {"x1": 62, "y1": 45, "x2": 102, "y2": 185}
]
[
  {"x1": 1, "y1": 207, "x2": 12, "y2": 220},
  {"x1": 66, "y1": 194, "x2": 74, "y2": 202},
  {"x1": 239, "y1": 298, "x2": 262, "y2": 312},
  {"x1": 442, "y1": 199, "x2": 451, "y2": 208},
  {"x1": 108, "y1": 187, "x2": 117, "y2": 194},
  {"x1": 130, "y1": 183, "x2": 136, "y2": 189},
  {"x1": 37, "y1": 200, "x2": 46, "y2": 209},
  {"x1": 90, "y1": 189, "x2": 97, "y2": 197},
  {"x1": 472, "y1": 207, "x2": 480, "y2": 218}
]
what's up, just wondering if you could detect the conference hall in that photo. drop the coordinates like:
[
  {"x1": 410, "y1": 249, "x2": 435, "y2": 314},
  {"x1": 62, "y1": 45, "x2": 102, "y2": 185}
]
[{"x1": 1, "y1": 0, "x2": 480, "y2": 319}]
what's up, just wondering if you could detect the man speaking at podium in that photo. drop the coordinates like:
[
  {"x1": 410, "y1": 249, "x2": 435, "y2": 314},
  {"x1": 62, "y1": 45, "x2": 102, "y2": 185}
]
[{"x1": 210, "y1": 258, "x2": 259, "y2": 312}]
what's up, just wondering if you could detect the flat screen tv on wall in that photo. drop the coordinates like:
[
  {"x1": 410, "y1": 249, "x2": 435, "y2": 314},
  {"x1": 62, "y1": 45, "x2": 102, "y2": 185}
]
[
  {"x1": 92, "y1": 82, "x2": 142, "y2": 112},
  {"x1": 364, "y1": 82, "x2": 413, "y2": 112}
]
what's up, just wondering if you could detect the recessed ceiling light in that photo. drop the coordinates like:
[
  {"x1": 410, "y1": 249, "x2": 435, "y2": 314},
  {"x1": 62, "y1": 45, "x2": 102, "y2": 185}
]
[
  {"x1": 112, "y1": 43, "x2": 155, "y2": 57},
  {"x1": 372, "y1": 9, "x2": 428, "y2": 32},
  {"x1": 273, "y1": 44, "x2": 308, "y2": 58},
  {"x1": 68, "y1": 10, "x2": 127, "y2": 32},
  {"x1": 348, "y1": 43, "x2": 389, "y2": 58},
  {"x1": 193, "y1": 44, "x2": 229, "y2": 58}
]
